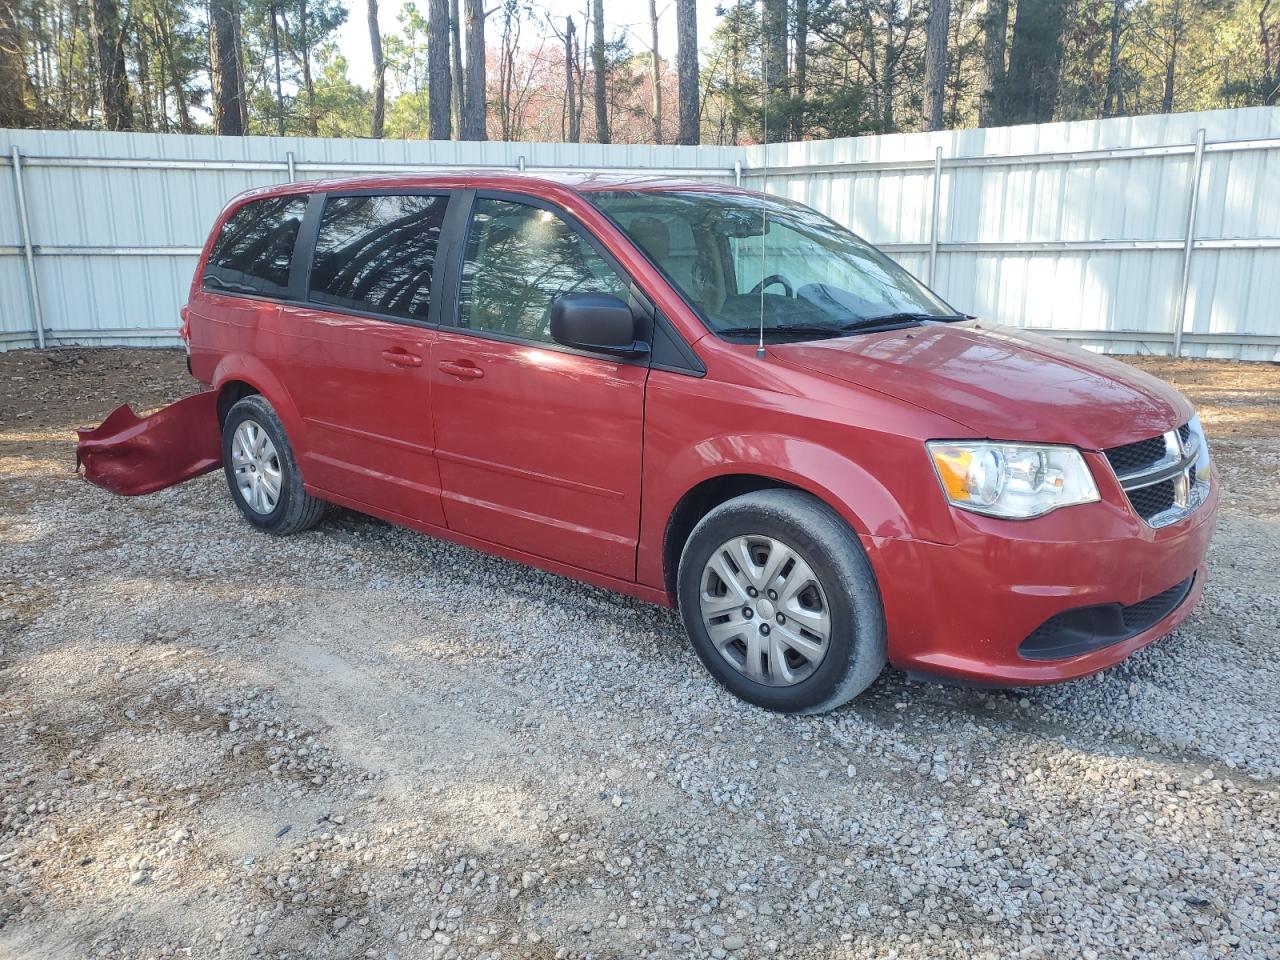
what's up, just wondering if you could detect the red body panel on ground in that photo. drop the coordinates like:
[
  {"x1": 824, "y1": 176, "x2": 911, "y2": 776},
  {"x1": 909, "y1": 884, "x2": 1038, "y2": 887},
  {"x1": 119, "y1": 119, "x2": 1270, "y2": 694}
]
[
  {"x1": 79, "y1": 172, "x2": 1218, "y2": 691},
  {"x1": 76, "y1": 391, "x2": 221, "y2": 496}
]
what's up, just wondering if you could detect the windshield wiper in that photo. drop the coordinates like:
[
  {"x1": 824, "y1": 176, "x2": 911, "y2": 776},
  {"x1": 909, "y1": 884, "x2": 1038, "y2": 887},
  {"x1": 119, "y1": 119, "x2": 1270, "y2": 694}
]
[
  {"x1": 716, "y1": 324, "x2": 845, "y2": 340},
  {"x1": 844, "y1": 312, "x2": 968, "y2": 329}
]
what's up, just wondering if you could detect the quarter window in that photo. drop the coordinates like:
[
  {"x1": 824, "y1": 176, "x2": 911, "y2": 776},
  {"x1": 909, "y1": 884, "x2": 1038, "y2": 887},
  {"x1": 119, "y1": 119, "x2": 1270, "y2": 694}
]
[
  {"x1": 204, "y1": 195, "x2": 308, "y2": 297},
  {"x1": 458, "y1": 199, "x2": 629, "y2": 343},
  {"x1": 308, "y1": 194, "x2": 449, "y2": 321}
]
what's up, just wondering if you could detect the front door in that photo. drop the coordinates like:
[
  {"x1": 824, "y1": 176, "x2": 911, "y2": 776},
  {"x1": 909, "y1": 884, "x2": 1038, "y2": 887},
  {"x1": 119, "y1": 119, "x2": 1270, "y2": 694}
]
[
  {"x1": 271, "y1": 191, "x2": 451, "y2": 526},
  {"x1": 431, "y1": 195, "x2": 648, "y2": 580}
]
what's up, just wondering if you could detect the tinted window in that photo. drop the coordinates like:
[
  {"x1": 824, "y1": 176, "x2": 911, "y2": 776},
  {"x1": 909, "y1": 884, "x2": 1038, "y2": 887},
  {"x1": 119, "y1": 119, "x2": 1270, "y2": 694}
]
[
  {"x1": 204, "y1": 195, "x2": 308, "y2": 297},
  {"x1": 458, "y1": 198, "x2": 629, "y2": 343},
  {"x1": 308, "y1": 194, "x2": 449, "y2": 321}
]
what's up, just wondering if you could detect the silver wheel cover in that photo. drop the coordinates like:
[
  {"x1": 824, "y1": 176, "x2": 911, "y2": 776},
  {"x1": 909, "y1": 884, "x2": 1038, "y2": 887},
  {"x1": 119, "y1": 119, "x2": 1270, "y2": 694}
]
[
  {"x1": 231, "y1": 419, "x2": 282, "y2": 515},
  {"x1": 698, "y1": 535, "x2": 832, "y2": 687}
]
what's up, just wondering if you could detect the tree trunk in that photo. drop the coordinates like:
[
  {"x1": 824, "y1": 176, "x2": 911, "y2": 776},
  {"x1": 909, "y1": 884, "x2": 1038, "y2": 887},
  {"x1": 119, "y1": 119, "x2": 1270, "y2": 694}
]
[
  {"x1": 461, "y1": 0, "x2": 486, "y2": 139},
  {"x1": 209, "y1": 0, "x2": 244, "y2": 135},
  {"x1": 155, "y1": 8, "x2": 193, "y2": 132},
  {"x1": 727, "y1": 0, "x2": 741, "y2": 144},
  {"x1": 977, "y1": 0, "x2": 1008, "y2": 126},
  {"x1": 675, "y1": 0, "x2": 698, "y2": 144},
  {"x1": 591, "y1": 0, "x2": 608, "y2": 143},
  {"x1": 90, "y1": 0, "x2": 132, "y2": 129},
  {"x1": 1103, "y1": 0, "x2": 1123, "y2": 115},
  {"x1": 564, "y1": 16, "x2": 579, "y2": 142},
  {"x1": 0, "y1": 0, "x2": 30, "y2": 127},
  {"x1": 1161, "y1": 35, "x2": 1177, "y2": 112},
  {"x1": 449, "y1": 0, "x2": 463, "y2": 130},
  {"x1": 792, "y1": 0, "x2": 808, "y2": 139},
  {"x1": 235, "y1": 1, "x2": 248, "y2": 131},
  {"x1": 1002, "y1": 0, "x2": 1067, "y2": 124},
  {"x1": 300, "y1": 0, "x2": 316, "y2": 134},
  {"x1": 269, "y1": 4, "x2": 286, "y2": 135},
  {"x1": 763, "y1": 0, "x2": 787, "y2": 134},
  {"x1": 923, "y1": 0, "x2": 949, "y2": 130},
  {"x1": 369, "y1": 0, "x2": 385, "y2": 137},
  {"x1": 649, "y1": 0, "x2": 661, "y2": 143},
  {"x1": 134, "y1": 21, "x2": 154, "y2": 130},
  {"x1": 881, "y1": 0, "x2": 895, "y2": 131},
  {"x1": 427, "y1": 0, "x2": 452, "y2": 138}
]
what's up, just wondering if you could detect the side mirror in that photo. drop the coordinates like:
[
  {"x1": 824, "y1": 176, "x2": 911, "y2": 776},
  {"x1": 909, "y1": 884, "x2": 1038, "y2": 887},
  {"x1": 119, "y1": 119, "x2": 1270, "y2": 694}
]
[{"x1": 550, "y1": 293, "x2": 648, "y2": 358}]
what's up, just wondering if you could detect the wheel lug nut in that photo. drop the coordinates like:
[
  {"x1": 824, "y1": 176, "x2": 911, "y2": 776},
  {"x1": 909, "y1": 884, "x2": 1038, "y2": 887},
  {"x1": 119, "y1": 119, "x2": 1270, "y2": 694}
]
[
  {"x1": 768, "y1": 590, "x2": 778, "y2": 600},
  {"x1": 743, "y1": 608, "x2": 753, "y2": 619},
  {"x1": 760, "y1": 624, "x2": 771, "y2": 635},
  {"x1": 776, "y1": 613, "x2": 785, "y2": 624},
  {"x1": 747, "y1": 587, "x2": 758, "y2": 598}
]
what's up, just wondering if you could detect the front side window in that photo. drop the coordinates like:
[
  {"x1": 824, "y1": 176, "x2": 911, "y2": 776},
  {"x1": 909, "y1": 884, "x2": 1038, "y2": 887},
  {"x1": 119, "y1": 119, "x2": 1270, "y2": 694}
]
[
  {"x1": 308, "y1": 193, "x2": 449, "y2": 321},
  {"x1": 592, "y1": 190, "x2": 960, "y2": 341},
  {"x1": 204, "y1": 195, "x2": 308, "y2": 297},
  {"x1": 457, "y1": 198, "x2": 629, "y2": 344}
]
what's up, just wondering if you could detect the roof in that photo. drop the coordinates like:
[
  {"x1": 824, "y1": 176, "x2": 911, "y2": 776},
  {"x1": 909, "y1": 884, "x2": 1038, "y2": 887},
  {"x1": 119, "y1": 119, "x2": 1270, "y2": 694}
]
[{"x1": 234, "y1": 171, "x2": 753, "y2": 203}]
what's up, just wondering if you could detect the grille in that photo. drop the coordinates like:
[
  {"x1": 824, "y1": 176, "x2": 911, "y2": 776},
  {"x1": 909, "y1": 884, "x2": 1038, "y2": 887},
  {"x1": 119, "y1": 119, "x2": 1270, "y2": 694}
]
[
  {"x1": 1019, "y1": 575, "x2": 1196, "y2": 660},
  {"x1": 1127, "y1": 479, "x2": 1176, "y2": 520},
  {"x1": 1178, "y1": 423, "x2": 1192, "y2": 445},
  {"x1": 1121, "y1": 576, "x2": 1195, "y2": 632},
  {"x1": 1104, "y1": 435, "x2": 1167, "y2": 477}
]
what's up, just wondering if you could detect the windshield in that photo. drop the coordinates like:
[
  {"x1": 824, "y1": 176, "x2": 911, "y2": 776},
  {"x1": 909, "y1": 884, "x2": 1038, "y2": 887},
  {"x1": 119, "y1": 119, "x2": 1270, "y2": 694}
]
[{"x1": 591, "y1": 189, "x2": 960, "y2": 340}]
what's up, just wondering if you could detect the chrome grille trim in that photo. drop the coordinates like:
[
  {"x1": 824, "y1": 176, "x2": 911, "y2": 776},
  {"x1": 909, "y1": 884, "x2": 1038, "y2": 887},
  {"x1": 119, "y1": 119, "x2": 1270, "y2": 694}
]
[{"x1": 1105, "y1": 423, "x2": 1208, "y2": 527}]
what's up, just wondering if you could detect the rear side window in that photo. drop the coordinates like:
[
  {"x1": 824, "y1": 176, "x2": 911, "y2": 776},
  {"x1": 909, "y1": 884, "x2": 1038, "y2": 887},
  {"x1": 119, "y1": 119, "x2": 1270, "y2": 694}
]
[
  {"x1": 204, "y1": 195, "x2": 308, "y2": 297},
  {"x1": 308, "y1": 194, "x2": 449, "y2": 321}
]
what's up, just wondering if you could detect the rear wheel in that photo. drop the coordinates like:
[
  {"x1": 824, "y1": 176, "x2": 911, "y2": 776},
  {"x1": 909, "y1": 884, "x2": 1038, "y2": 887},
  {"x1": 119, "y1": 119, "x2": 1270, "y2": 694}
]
[
  {"x1": 677, "y1": 489, "x2": 886, "y2": 713},
  {"x1": 222, "y1": 395, "x2": 325, "y2": 535}
]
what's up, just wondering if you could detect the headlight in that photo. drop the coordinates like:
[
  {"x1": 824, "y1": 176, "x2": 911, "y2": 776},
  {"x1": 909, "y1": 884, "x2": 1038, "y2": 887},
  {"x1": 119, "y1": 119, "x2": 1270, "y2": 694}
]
[
  {"x1": 1186, "y1": 414, "x2": 1211, "y2": 480},
  {"x1": 927, "y1": 441, "x2": 1100, "y2": 519}
]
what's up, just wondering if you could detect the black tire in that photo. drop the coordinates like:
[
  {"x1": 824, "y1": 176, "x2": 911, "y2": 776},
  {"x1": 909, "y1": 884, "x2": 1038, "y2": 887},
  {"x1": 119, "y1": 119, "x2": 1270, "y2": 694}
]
[
  {"x1": 676, "y1": 489, "x2": 886, "y2": 714},
  {"x1": 221, "y1": 395, "x2": 325, "y2": 536}
]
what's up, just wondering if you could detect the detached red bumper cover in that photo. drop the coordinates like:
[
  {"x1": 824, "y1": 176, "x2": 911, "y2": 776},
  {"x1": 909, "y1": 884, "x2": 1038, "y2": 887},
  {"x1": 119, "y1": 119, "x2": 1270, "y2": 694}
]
[{"x1": 75, "y1": 391, "x2": 221, "y2": 496}]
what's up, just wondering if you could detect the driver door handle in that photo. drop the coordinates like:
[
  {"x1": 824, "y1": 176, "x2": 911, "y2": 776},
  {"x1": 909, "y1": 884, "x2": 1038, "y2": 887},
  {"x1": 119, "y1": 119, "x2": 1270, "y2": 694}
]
[
  {"x1": 438, "y1": 359, "x2": 484, "y2": 380},
  {"x1": 382, "y1": 348, "x2": 423, "y2": 368}
]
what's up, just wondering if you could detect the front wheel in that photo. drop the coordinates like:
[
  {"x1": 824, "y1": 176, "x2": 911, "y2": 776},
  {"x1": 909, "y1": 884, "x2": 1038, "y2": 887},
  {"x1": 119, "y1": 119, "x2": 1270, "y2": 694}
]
[{"x1": 676, "y1": 489, "x2": 886, "y2": 714}]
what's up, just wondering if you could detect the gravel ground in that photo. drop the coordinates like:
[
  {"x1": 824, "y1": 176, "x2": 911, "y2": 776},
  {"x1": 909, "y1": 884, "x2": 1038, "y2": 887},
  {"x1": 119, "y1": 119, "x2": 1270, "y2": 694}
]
[{"x1": 1, "y1": 348, "x2": 1278, "y2": 960}]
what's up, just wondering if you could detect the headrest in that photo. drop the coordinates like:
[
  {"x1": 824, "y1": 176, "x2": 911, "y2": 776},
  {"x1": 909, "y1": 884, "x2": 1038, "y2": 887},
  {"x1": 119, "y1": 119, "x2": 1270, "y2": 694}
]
[{"x1": 627, "y1": 216, "x2": 671, "y2": 261}]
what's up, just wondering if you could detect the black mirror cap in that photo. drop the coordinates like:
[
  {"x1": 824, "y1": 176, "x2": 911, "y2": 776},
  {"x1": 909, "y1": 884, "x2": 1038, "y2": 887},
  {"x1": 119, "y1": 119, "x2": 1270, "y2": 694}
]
[{"x1": 550, "y1": 293, "x2": 649, "y2": 358}]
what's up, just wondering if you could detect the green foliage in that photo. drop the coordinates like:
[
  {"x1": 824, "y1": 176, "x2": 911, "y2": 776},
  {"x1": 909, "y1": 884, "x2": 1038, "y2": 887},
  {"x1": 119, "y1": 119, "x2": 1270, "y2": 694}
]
[{"x1": 2, "y1": 0, "x2": 1277, "y2": 139}]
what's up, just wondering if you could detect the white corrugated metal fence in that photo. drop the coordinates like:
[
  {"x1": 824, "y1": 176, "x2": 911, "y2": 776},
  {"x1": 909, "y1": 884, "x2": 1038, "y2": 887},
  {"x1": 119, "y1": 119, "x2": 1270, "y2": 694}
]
[{"x1": 3, "y1": 107, "x2": 1279, "y2": 359}]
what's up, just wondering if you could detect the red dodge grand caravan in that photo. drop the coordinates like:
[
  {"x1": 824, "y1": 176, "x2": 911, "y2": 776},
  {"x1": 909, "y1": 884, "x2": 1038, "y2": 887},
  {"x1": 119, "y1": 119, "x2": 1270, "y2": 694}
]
[{"x1": 182, "y1": 173, "x2": 1217, "y2": 713}]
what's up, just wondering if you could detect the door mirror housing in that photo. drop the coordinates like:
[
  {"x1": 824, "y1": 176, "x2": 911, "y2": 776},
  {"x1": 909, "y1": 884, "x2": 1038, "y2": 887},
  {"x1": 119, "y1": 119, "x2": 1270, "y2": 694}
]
[{"x1": 550, "y1": 293, "x2": 648, "y2": 358}]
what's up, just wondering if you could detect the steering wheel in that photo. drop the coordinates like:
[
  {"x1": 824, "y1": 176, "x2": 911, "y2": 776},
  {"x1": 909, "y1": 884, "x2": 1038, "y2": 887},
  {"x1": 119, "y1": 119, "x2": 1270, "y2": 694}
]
[{"x1": 749, "y1": 274, "x2": 794, "y2": 298}]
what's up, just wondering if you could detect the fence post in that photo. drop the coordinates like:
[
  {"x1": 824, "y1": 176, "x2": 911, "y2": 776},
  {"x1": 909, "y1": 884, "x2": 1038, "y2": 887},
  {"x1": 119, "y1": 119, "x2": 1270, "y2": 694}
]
[
  {"x1": 9, "y1": 147, "x2": 46, "y2": 350},
  {"x1": 286, "y1": 150, "x2": 296, "y2": 182},
  {"x1": 1173, "y1": 129, "x2": 1206, "y2": 358},
  {"x1": 734, "y1": 159, "x2": 742, "y2": 186},
  {"x1": 928, "y1": 145, "x2": 943, "y2": 286}
]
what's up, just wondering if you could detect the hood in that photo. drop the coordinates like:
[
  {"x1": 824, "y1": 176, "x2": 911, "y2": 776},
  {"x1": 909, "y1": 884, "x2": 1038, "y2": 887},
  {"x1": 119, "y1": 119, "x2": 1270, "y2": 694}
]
[{"x1": 771, "y1": 322, "x2": 1193, "y2": 449}]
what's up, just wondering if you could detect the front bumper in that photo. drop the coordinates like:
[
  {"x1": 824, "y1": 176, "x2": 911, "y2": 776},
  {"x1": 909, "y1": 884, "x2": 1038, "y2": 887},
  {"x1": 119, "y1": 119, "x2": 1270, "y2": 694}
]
[{"x1": 866, "y1": 476, "x2": 1219, "y2": 686}]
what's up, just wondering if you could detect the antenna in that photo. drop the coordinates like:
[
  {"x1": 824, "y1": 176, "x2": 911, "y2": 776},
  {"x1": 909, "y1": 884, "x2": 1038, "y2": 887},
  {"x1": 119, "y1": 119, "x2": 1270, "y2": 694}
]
[{"x1": 756, "y1": 1, "x2": 769, "y2": 360}]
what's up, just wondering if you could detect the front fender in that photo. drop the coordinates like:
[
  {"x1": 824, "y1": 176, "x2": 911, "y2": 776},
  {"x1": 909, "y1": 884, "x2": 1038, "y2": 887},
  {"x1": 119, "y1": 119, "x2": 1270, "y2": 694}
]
[
  {"x1": 637, "y1": 431, "x2": 959, "y2": 593},
  {"x1": 683, "y1": 433, "x2": 919, "y2": 538}
]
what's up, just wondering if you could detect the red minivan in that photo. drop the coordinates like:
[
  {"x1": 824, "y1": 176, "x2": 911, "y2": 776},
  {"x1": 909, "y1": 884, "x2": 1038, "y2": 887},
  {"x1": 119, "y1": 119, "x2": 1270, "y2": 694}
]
[{"x1": 182, "y1": 173, "x2": 1217, "y2": 713}]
